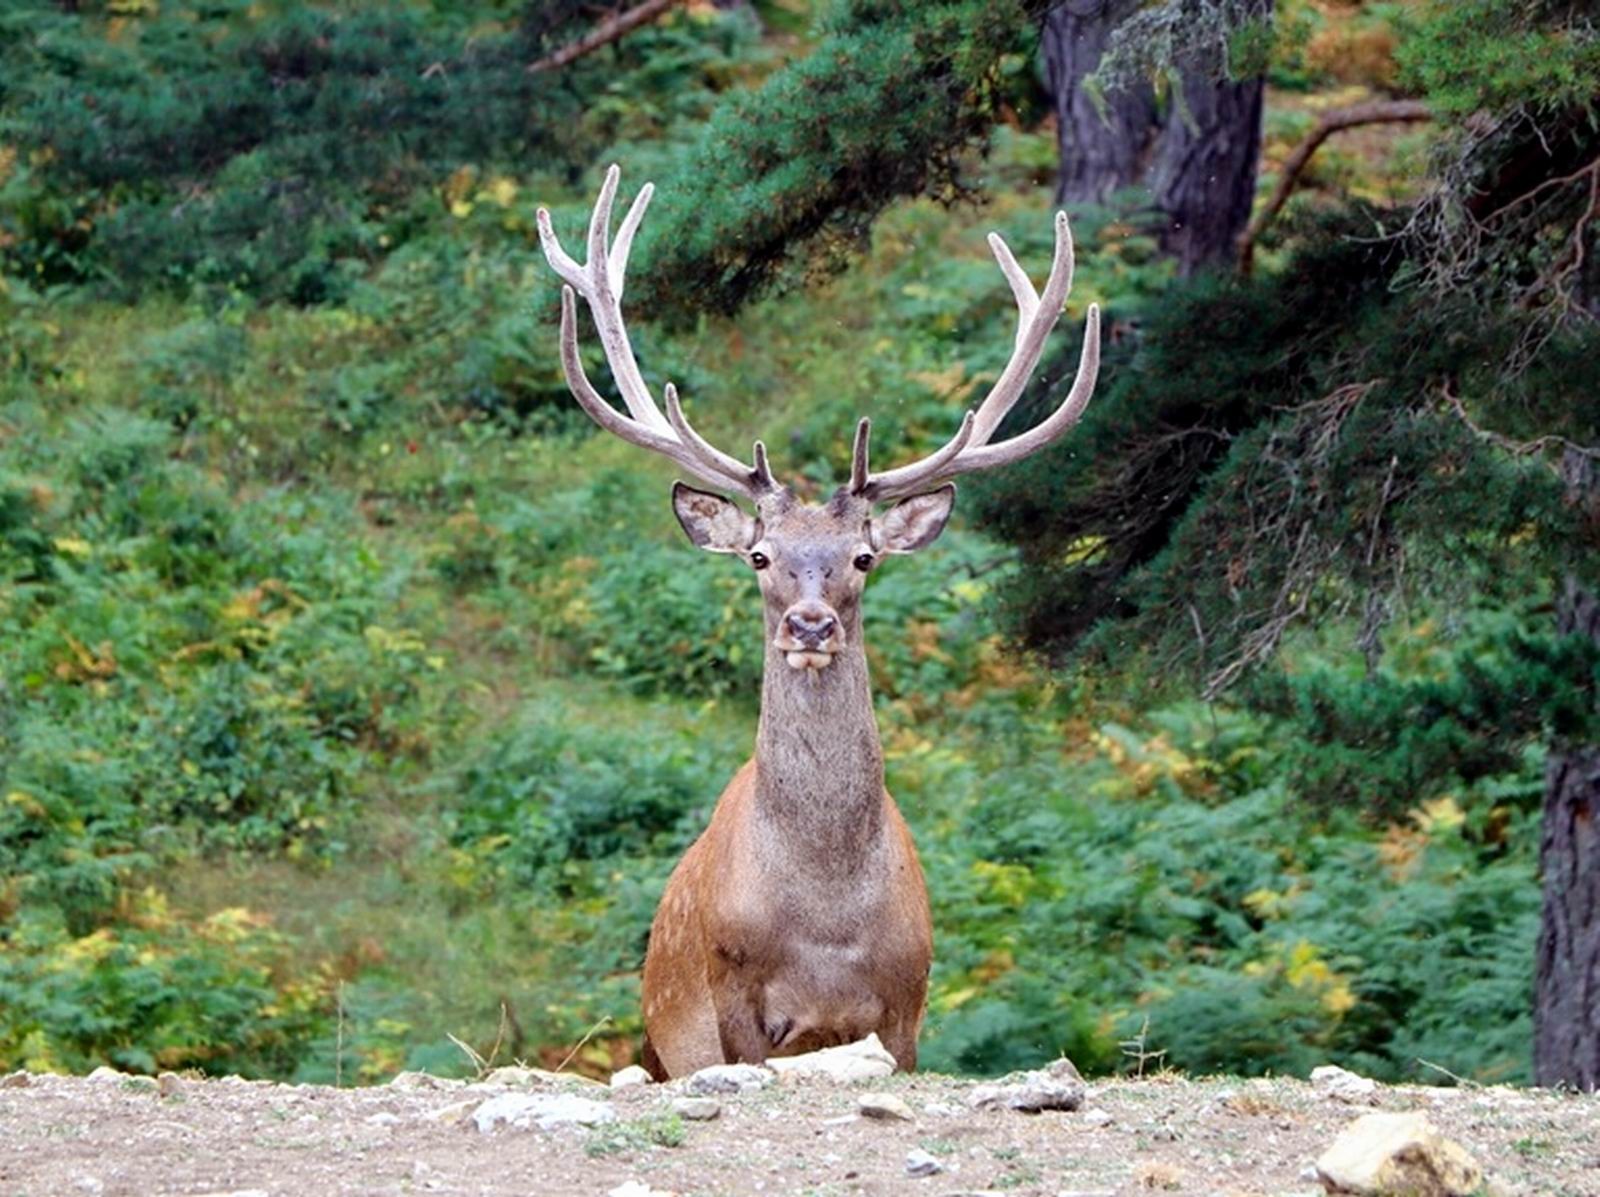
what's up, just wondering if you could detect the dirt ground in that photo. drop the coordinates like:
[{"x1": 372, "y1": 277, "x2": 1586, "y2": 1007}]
[{"x1": 1, "y1": 1064, "x2": 1596, "y2": 1197}]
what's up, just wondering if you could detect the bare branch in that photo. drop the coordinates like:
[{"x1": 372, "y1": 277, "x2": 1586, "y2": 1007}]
[
  {"x1": 1237, "y1": 100, "x2": 1432, "y2": 275},
  {"x1": 528, "y1": 0, "x2": 685, "y2": 74}
]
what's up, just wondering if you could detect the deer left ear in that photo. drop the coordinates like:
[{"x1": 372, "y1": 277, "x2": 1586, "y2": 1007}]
[
  {"x1": 872, "y1": 484, "x2": 956, "y2": 555},
  {"x1": 672, "y1": 482, "x2": 759, "y2": 554}
]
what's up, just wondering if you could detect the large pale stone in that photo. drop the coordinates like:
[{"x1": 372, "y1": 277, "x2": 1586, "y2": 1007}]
[
  {"x1": 609, "y1": 1065, "x2": 652, "y2": 1090},
  {"x1": 1311, "y1": 1064, "x2": 1379, "y2": 1105},
  {"x1": 766, "y1": 1034, "x2": 898, "y2": 1083},
  {"x1": 471, "y1": 1091, "x2": 616, "y2": 1133},
  {"x1": 1315, "y1": 1111, "x2": 1482, "y2": 1196}
]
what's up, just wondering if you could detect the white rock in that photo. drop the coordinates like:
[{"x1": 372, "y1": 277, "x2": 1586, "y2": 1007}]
[
  {"x1": 905, "y1": 1148, "x2": 945, "y2": 1177},
  {"x1": 858, "y1": 1093, "x2": 916, "y2": 1122},
  {"x1": 1311, "y1": 1064, "x2": 1380, "y2": 1105},
  {"x1": 922, "y1": 1101, "x2": 961, "y2": 1117},
  {"x1": 609, "y1": 1183, "x2": 677, "y2": 1197},
  {"x1": 968, "y1": 1068, "x2": 1085, "y2": 1113},
  {"x1": 424, "y1": 1099, "x2": 477, "y2": 1124},
  {"x1": 672, "y1": 1096, "x2": 721, "y2": 1121},
  {"x1": 1315, "y1": 1111, "x2": 1482, "y2": 1196},
  {"x1": 610, "y1": 1065, "x2": 653, "y2": 1089},
  {"x1": 766, "y1": 1034, "x2": 897, "y2": 1083},
  {"x1": 365, "y1": 1111, "x2": 402, "y2": 1126},
  {"x1": 1082, "y1": 1108, "x2": 1113, "y2": 1127},
  {"x1": 685, "y1": 1063, "x2": 774, "y2": 1095},
  {"x1": 471, "y1": 1091, "x2": 616, "y2": 1133},
  {"x1": 86, "y1": 1067, "x2": 124, "y2": 1084}
]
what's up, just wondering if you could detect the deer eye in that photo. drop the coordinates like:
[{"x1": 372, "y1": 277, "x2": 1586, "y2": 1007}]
[
  {"x1": 854, "y1": 553, "x2": 874, "y2": 572},
  {"x1": 750, "y1": 551, "x2": 770, "y2": 571}
]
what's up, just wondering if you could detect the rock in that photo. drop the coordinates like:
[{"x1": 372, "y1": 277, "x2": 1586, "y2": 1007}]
[
  {"x1": 671, "y1": 1096, "x2": 721, "y2": 1121},
  {"x1": 1048, "y1": 1056, "x2": 1084, "y2": 1082},
  {"x1": 1082, "y1": 1108, "x2": 1113, "y2": 1127},
  {"x1": 858, "y1": 1093, "x2": 916, "y2": 1122},
  {"x1": 120, "y1": 1076, "x2": 159, "y2": 1094},
  {"x1": 389, "y1": 1070, "x2": 462, "y2": 1091},
  {"x1": 609, "y1": 1183, "x2": 677, "y2": 1197},
  {"x1": 424, "y1": 1099, "x2": 478, "y2": 1124},
  {"x1": 922, "y1": 1101, "x2": 961, "y2": 1117},
  {"x1": 766, "y1": 1034, "x2": 897, "y2": 1083},
  {"x1": 1314, "y1": 1111, "x2": 1483, "y2": 1196},
  {"x1": 157, "y1": 1072, "x2": 183, "y2": 1098},
  {"x1": 86, "y1": 1066, "x2": 125, "y2": 1084},
  {"x1": 1312, "y1": 1065, "x2": 1380, "y2": 1105},
  {"x1": 481, "y1": 1066, "x2": 559, "y2": 1089},
  {"x1": 967, "y1": 1066, "x2": 1085, "y2": 1114},
  {"x1": 365, "y1": 1111, "x2": 402, "y2": 1127},
  {"x1": 905, "y1": 1148, "x2": 945, "y2": 1177},
  {"x1": 471, "y1": 1092, "x2": 616, "y2": 1134},
  {"x1": 685, "y1": 1063, "x2": 774, "y2": 1095},
  {"x1": 610, "y1": 1065, "x2": 653, "y2": 1089},
  {"x1": 1, "y1": 1071, "x2": 31, "y2": 1089}
]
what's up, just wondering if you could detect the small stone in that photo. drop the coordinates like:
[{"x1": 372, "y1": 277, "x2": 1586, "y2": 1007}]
[
  {"x1": 1082, "y1": 1108, "x2": 1113, "y2": 1127},
  {"x1": 1, "y1": 1071, "x2": 31, "y2": 1089},
  {"x1": 672, "y1": 1096, "x2": 721, "y2": 1121},
  {"x1": 86, "y1": 1066, "x2": 124, "y2": 1084},
  {"x1": 1311, "y1": 1064, "x2": 1380, "y2": 1106},
  {"x1": 471, "y1": 1091, "x2": 616, "y2": 1133},
  {"x1": 424, "y1": 1099, "x2": 478, "y2": 1124},
  {"x1": 609, "y1": 1183, "x2": 677, "y2": 1197},
  {"x1": 157, "y1": 1072, "x2": 183, "y2": 1098},
  {"x1": 389, "y1": 1070, "x2": 461, "y2": 1091},
  {"x1": 610, "y1": 1065, "x2": 653, "y2": 1089},
  {"x1": 1315, "y1": 1111, "x2": 1482, "y2": 1196},
  {"x1": 119, "y1": 1076, "x2": 158, "y2": 1094},
  {"x1": 905, "y1": 1148, "x2": 945, "y2": 1177},
  {"x1": 685, "y1": 1063, "x2": 774, "y2": 1095},
  {"x1": 922, "y1": 1101, "x2": 961, "y2": 1117},
  {"x1": 365, "y1": 1111, "x2": 402, "y2": 1126},
  {"x1": 767, "y1": 1034, "x2": 898, "y2": 1083},
  {"x1": 858, "y1": 1093, "x2": 916, "y2": 1122},
  {"x1": 481, "y1": 1066, "x2": 554, "y2": 1089}
]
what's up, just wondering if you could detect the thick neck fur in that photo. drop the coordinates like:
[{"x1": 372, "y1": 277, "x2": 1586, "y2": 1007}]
[{"x1": 754, "y1": 604, "x2": 884, "y2": 872}]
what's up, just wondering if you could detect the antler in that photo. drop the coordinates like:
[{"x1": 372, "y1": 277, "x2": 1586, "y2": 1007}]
[
  {"x1": 537, "y1": 165, "x2": 777, "y2": 500},
  {"x1": 850, "y1": 211, "x2": 1101, "y2": 503}
]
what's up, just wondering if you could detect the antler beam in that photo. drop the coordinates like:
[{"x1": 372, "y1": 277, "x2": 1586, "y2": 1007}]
[{"x1": 538, "y1": 165, "x2": 776, "y2": 500}]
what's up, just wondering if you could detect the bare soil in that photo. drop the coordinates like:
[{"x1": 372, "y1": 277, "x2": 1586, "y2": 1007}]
[{"x1": 1, "y1": 1066, "x2": 1597, "y2": 1197}]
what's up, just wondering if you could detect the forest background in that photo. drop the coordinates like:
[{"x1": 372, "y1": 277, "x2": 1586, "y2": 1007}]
[{"x1": 1, "y1": 0, "x2": 1597, "y2": 1091}]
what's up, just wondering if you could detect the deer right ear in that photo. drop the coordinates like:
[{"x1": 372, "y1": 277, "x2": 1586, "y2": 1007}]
[{"x1": 672, "y1": 482, "x2": 759, "y2": 554}]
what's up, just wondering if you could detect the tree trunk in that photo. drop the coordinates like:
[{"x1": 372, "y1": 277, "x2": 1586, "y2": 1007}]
[
  {"x1": 1041, "y1": 0, "x2": 1270, "y2": 274},
  {"x1": 1148, "y1": 54, "x2": 1267, "y2": 274},
  {"x1": 1534, "y1": 452, "x2": 1600, "y2": 1092},
  {"x1": 1040, "y1": 0, "x2": 1159, "y2": 205}
]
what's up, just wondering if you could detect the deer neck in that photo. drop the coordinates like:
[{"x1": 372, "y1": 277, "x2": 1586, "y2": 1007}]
[{"x1": 753, "y1": 606, "x2": 884, "y2": 864}]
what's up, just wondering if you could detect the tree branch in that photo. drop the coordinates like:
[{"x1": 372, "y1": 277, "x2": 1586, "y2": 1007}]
[
  {"x1": 1237, "y1": 99, "x2": 1432, "y2": 275},
  {"x1": 528, "y1": 0, "x2": 685, "y2": 74}
]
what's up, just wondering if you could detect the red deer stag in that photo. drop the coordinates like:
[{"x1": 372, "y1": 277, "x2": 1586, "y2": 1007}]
[{"x1": 536, "y1": 166, "x2": 1100, "y2": 1079}]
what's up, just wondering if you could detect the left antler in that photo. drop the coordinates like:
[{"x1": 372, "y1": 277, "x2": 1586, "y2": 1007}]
[
  {"x1": 849, "y1": 212, "x2": 1101, "y2": 503},
  {"x1": 537, "y1": 165, "x2": 779, "y2": 501}
]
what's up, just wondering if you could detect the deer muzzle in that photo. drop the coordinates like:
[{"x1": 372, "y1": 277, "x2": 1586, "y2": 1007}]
[{"x1": 775, "y1": 603, "x2": 843, "y2": 670}]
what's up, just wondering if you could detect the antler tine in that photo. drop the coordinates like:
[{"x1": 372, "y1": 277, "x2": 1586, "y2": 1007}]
[
  {"x1": 845, "y1": 212, "x2": 1098, "y2": 502},
  {"x1": 539, "y1": 166, "x2": 781, "y2": 500},
  {"x1": 854, "y1": 410, "x2": 976, "y2": 503},
  {"x1": 848, "y1": 418, "x2": 872, "y2": 494}
]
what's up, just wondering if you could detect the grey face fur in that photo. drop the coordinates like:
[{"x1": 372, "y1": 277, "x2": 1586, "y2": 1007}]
[{"x1": 673, "y1": 483, "x2": 956, "y2": 673}]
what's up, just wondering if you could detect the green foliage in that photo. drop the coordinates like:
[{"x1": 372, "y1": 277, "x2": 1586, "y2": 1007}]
[
  {"x1": 1395, "y1": 0, "x2": 1600, "y2": 119},
  {"x1": 630, "y1": 0, "x2": 1052, "y2": 318}
]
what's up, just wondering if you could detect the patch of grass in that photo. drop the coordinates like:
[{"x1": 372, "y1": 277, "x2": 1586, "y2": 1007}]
[{"x1": 585, "y1": 1113, "x2": 687, "y2": 1157}]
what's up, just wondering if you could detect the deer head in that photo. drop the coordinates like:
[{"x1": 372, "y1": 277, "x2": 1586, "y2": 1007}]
[{"x1": 536, "y1": 166, "x2": 1100, "y2": 675}]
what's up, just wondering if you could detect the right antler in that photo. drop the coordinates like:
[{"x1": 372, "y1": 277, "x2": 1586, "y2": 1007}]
[
  {"x1": 537, "y1": 165, "x2": 778, "y2": 501},
  {"x1": 849, "y1": 212, "x2": 1101, "y2": 503}
]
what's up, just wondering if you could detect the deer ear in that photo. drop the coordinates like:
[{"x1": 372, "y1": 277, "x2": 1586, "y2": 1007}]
[
  {"x1": 873, "y1": 484, "x2": 956, "y2": 555},
  {"x1": 672, "y1": 482, "x2": 758, "y2": 554}
]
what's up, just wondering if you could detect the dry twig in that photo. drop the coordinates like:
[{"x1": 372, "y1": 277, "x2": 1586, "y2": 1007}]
[{"x1": 529, "y1": 0, "x2": 685, "y2": 73}]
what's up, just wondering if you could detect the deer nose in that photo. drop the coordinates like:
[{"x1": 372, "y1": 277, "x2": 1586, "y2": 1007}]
[{"x1": 785, "y1": 611, "x2": 837, "y2": 647}]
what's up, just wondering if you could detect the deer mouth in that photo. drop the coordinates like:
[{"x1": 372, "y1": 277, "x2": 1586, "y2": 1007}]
[{"x1": 783, "y1": 649, "x2": 835, "y2": 671}]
